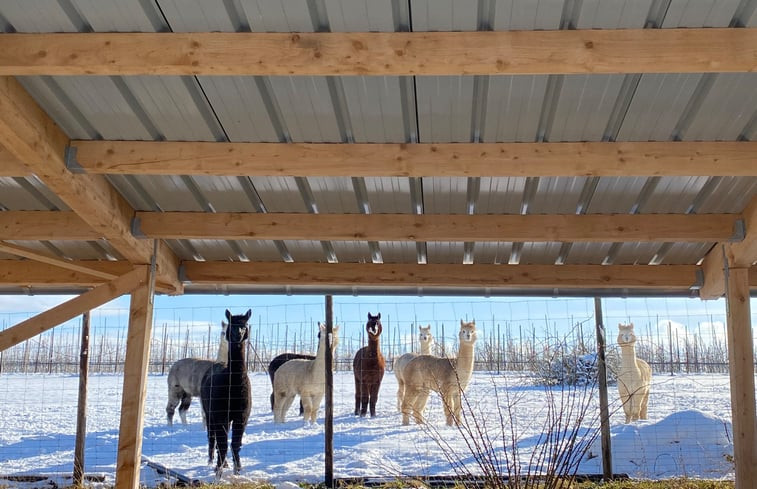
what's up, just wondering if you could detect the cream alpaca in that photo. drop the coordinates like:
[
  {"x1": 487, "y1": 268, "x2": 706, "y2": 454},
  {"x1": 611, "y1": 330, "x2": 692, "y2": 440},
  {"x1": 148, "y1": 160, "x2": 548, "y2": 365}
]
[
  {"x1": 393, "y1": 324, "x2": 434, "y2": 412},
  {"x1": 401, "y1": 320, "x2": 477, "y2": 426},
  {"x1": 273, "y1": 323, "x2": 339, "y2": 424},
  {"x1": 617, "y1": 323, "x2": 651, "y2": 423}
]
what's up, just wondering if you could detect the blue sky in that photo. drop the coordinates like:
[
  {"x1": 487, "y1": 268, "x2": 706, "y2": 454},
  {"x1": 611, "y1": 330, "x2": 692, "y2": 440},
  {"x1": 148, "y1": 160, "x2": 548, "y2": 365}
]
[{"x1": 1, "y1": 293, "x2": 751, "y2": 353}]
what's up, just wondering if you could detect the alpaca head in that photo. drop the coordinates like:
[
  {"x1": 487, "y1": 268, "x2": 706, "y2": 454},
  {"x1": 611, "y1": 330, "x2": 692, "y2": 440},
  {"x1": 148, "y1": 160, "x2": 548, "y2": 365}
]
[
  {"x1": 459, "y1": 320, "x2": 477, "y2": 344},
  {"x1": 366, "y1": 312, "x2": 382, "y2": 338},
  {"x1": 224, "y1": 309, "x2": 251, "y2": 345},
  {"x1": 617, "y1": 323, "x2": 637, "y2": 346},
  {"x1": 418, "y1": 325, "x2": 433, "y2": 346},
  {"x1": 318, "y1": 322, "x2": 340, "y2": 352}
]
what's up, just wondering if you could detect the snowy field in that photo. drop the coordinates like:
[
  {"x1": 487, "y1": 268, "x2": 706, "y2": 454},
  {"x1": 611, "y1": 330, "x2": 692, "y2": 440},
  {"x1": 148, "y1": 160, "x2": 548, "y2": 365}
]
[{"x1": 0, "y1": 370, "x2": 735, "y2": 487}]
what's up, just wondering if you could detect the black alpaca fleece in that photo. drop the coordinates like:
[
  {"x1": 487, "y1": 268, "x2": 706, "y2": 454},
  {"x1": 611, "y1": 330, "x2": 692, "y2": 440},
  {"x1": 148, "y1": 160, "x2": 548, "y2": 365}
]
[{"x1": 200, "y1": 309, "x2": 252, "y2": 477}]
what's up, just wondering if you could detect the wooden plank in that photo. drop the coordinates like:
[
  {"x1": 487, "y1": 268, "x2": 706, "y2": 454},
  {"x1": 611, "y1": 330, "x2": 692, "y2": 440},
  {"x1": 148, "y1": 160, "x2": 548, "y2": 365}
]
[
  {"x1": 72, "y1": 311, "x2": 90, "y2": 486},
  {"x1": 0, "y1": 241, "x2": 118, "y2": 280},
  {"x1": 726, "y1": 195, "x2": 757, "y2": 268},
  {"x1": 0, "y1": 211, "x2": 100, "y2": 240},
  {"x1": 115, "y1": 267, "x2": 155, "y2": 489},
  {"x1": 0, "y1": 76, "x2": 181, "y2": 293},
  {"x1": 0, "y1": 29, "x2": 755, "y2": 76},
  {"x1": 183, "y1": 262, "x2": 699, "y2": 289},
  {"x1": 0, "y1": 259, "x2": 133, "y2": 286},
  {"x1": 135, "y1": 212, "x2": 736, "y2": 243},
  {"x1": 0, "y1": 266, "x2": 147, "y2": 351},
  {"x1": 0, "y1": 145, "x2": 29, "y2": 176},
  {"x1": 724, "y1": 267, "x2": 757, "y2": 488},
  {"x1": 73, "y1": 140, "x2": 757, "y2": 177}
]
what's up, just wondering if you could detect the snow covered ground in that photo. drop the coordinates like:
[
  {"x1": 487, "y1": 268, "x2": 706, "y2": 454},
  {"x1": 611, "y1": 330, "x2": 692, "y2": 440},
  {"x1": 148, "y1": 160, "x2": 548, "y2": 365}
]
[{"x1": 0, "y1": 371, "x2": 734, "y2": 487}]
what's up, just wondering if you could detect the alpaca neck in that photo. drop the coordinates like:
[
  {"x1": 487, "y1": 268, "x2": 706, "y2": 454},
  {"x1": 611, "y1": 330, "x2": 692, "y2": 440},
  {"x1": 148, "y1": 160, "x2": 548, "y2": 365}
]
[
  {"x1": 419, "y1": 340, "x2": 431, "y2": 355},
  {"x1": 226, "y1": 342, "x2": 247, "y2": 373},
  {"x1": 368, "y1": 336, "x2": 381, "y2": 353},
  {"x1": 619, "y1": 343, "x2": 638, "y2": 369},
  {"x1": 311, "y1": 334, "x2": 329, "y2": 375},
  {"x1": 455, "y1": 341, "x2": 476, "y2": 383}
]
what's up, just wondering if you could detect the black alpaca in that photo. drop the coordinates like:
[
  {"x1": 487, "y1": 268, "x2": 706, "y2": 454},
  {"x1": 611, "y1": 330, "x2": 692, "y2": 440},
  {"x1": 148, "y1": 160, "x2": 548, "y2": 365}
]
[
  {"x1": 200, "y1": 309, "x2": 252, "y2": 477},
  {"x1": 268, "y1": 352, "x2": 315, "y2": 414}
]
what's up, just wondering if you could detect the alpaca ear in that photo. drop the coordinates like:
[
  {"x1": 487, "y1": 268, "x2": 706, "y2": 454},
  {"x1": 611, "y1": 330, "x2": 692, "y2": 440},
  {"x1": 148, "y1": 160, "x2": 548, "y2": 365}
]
[
  {"x1": 244, "y1": 309, "x2": 252, "y2": 321},
  {"x1": 225, "y1": 309, "x2": 232, "y2": 321}
]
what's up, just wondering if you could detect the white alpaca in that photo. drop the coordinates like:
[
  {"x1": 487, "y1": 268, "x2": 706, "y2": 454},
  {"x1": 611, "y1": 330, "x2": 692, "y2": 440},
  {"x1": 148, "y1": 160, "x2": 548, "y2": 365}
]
[
  {"x1": 401, "y1": 320, "x2": 477, "y2": 426},
  {"x1": 273, "y1": 323, "x2": 340, "y2": 424},
  {"x1": 393, "y1": 325, "x2": 434, "y2": 412},
  {"x1": 617, "y1": 323, "x2": 651, "y2": 423}
]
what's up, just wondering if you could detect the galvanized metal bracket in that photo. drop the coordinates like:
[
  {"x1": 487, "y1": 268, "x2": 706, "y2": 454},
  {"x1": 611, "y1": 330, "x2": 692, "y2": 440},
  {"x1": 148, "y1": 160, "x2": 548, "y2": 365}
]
[
  {"x1": 692, "y1": 268, "x2": 704, "y2": 290},
  {"x1": 131, "y1": 216, "x2": 146, "y2": 238},
  {"x1": 178, "y1": 263, "x2": 188, "y2": 283},
  {"x1": 729, "y1": 218, "x2": 746, "y2": 242},
  {"x1": 64, "y1": 146, "x2": 85, "y2": 173}
]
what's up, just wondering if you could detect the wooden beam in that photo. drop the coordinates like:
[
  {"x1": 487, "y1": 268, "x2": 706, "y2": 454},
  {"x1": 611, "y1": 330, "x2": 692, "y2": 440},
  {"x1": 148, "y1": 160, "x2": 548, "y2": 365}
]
[
  {"x1": 0, "y1": 76, "x2": 181, "y2": 293},
  {"x1": 724, "y1": 266, "x2": 757, "y2": 488},
  {"x1": 0, "y1": 145, "x2": 29, "y2": 176},
  {"x1": 0, "y1": 266, "x2": 148, "y2": 351},
  {"x1": 700, "y1": 195, "x2": 757, "y2": 299},
  {"x1": 0, "y1": 241, "x2": 118, "y2": 280},
  {"x1": 183, "y1": 262, "x2": 700, "y2": 289},
  {"x1": 136, "y1": 212, "x2": 737, "y2": 243},
  {"x1": 0, "y1": 259, "x2": 132, "y2": 287},
  {"x1": 0, "y1": 211, "x2": 101, "y2": 240},
  {"x1": 0, "y1": 29, "x2": 755, "y2": 76},
  {"x1": 72, "y1": 140, "x2": 757, "y2": 177},
  {"x1": 115, "y1": 267, "x2": 154, "y2": 489}
]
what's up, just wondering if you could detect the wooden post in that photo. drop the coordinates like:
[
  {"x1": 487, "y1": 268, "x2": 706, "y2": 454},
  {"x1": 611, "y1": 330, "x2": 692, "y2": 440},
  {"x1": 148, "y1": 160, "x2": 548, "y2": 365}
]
[
  {"x1": 115, "y1": 263, "x2": 155, "y2": 489},
  {"x1": 324, "y1": 295, "x2": 334, "y2": 488},
  {"x1": 594, "y1": 297, "x2": 613, "y2": 479},
  {"x1": 73, "y1": 311, "x2": 90, "y2": 485},
  {"x1": 724, "y1": 266, "x2": 757, "y2": 489}
]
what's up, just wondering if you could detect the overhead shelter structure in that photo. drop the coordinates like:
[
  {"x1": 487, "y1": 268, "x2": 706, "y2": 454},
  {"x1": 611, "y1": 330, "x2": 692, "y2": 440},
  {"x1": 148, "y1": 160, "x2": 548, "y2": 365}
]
[{"x1": 0, "y1": 1, "x2": 755, "y2": 488}]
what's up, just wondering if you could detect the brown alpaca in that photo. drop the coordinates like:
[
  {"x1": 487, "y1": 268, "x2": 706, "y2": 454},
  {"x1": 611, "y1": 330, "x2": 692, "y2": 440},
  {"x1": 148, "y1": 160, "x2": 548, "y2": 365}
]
[
  {"x1": 617, "y1": 323, "x2": 651, "y2": 423},
  {"x1": 401, "y1": 320, "x2": 477, "y2": 426},
  {"x1": 353, "y1": 313, "x2": 386, "y2": 417},
  {"x1": 393, "y1": 324, "x2": 434, "y2": 412}
]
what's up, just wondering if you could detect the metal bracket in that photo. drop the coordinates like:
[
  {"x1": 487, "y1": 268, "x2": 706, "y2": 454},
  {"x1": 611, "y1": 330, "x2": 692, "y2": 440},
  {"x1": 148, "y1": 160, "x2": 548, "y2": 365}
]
[
  {"x1": 64, "y1": 146, "x2": 85, "y2": 173},
  {"x1": 729, "y1": 218, "x2": 746, "y2": 242},
  {"x1": 691, "y1": 268, "x2": 704, "y2": 290},
  {"x1": 178, "y1": 263, "x2": 188, "y2": 283},
  {"x1": 131, "y1": 216, "x2": 146, "y2": 238}
]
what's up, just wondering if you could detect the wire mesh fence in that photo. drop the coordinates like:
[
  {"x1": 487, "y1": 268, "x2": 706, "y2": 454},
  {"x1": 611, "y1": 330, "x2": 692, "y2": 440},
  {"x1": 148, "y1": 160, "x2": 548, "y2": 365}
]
[{"x1": 0, "y1": 296, "x2": 751, "y2": 486}]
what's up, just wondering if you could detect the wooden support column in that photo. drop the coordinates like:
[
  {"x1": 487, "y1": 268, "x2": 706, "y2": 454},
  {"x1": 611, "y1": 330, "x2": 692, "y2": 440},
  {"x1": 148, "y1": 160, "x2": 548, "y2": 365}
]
[
  {"x1": 115, "y1": 264, "x2": 156, "y2": 489},
  {"x1": 724, "y1": 265, "x2": 757, "y2": 489}
]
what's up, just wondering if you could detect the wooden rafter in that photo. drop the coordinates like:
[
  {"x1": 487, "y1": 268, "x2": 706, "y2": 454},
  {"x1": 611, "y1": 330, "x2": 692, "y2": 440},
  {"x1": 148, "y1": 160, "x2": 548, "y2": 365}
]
[
  {"x1": 183, "y1": 262, "x2": 701, "y2": 289},
  {"x1": 71, "y1": 140, "x2": 757, "y2": 177},
  {"x1": 134, "y1": 212, "x2": 738, "y2": 243},
  {"x1": 0, "y1": 145, "x2": 28, "y2": 176},
  {"x1": 0, "y1": 29, "x2": 755, "y2": 76},
  {"x1": 0, "y1": 241, "x2": 118, "y2": 280},
  {"x1": 0, "y1": 260, "x2": 132, "y2": 287},
  {"x1": 0, "y1": 211, "x2": 101, "y2": 240},
  {"x1": 0, "y1": 76, "x2": 182, "y2": 294},
  {"x1": 0, "y1": 266, "x2": 148, "y2": 351}
]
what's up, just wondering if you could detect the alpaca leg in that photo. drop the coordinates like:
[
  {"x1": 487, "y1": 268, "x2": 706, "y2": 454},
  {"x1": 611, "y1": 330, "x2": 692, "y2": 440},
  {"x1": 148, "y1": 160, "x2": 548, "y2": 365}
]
[
  {"x1": 354, "y1": 380, "x2": 363, "y2": 416},
  {"x1": 207, "y1": 429, "x2": 216, "y2": 465},
  {"x1": 445, "y1": 390, "x2": 461, "y2": 426},
  {"x1": 214, "y1": 428, "x2": 229, "y2": 476},
  {"x1": 369, "y1": 382, "x2": 380, "y2": 417},
  {"x1": 640, "y1": 390, "x2": 649, "y2": 420},
  {"x1": 230, "y1": 422, "x2": 244, "y2": 475},
  {"x1": 411, "y1": 389, "x2": 429, "y2": 425},
  {"x1": 166, "y1": 389, "x2": 182, "y2": 426},
  {"x1": 396, "y1": 378, "x2": 405, "y2": 412},
  {"x1": 177, "y1": 393, "x2": 192, "y2": 425},
  {"x1": 270, "y1": 392, "x2": 275, "y2": 412},
  {"x1": 301, "y1": 395, "x2": 314, "y2": 423},
  {"x1": 401, "y1": 388, "x2": 418, "y2": 425}
]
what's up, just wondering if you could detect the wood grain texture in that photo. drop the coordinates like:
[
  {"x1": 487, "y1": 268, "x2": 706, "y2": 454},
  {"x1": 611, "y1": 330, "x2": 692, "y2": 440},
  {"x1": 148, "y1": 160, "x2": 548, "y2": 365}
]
[{"x1": 0, "y1": 29, "x2": 755, "y2": 76}]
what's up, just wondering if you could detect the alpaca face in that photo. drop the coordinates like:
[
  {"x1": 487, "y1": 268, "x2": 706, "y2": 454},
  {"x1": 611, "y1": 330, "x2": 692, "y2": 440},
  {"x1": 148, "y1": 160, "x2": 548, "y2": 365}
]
[
  {"x1": 366, "y1": 312, "x2": 382, "y2": 337},
  {"x1": 617, "y1": 323, "x2": 637, "y2": 346},
  {"x1": 459, "y1": 320, "x2": 477, "y2": 344},
  {"x1": 418, "y1": 325, "x2": 432, "y2": 345},
  {"x1": 225, "y1": 308, "x2": 251, "y2": 344}
]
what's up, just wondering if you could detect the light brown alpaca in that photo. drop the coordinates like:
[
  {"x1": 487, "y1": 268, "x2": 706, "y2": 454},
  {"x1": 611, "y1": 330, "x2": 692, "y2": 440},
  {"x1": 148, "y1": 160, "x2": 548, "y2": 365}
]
[
  {"x1": 617, "y1": 323, "x2": 651, "y2": 423},
  {"x1": 401, "y1": 320, "x2": 477, "y2": 426},
  {"x1": 393, "y1": 324, "x2": 434, "y2": 412}
]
